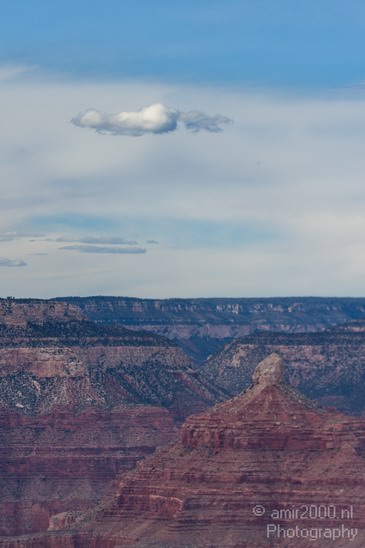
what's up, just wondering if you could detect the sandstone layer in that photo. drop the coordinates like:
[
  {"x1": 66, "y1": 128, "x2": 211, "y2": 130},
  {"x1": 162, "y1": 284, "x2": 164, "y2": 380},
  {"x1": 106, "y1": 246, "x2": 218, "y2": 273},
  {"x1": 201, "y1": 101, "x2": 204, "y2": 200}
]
[{"x1": 8, "y1": 354, "x2": 365, "y2": 547}]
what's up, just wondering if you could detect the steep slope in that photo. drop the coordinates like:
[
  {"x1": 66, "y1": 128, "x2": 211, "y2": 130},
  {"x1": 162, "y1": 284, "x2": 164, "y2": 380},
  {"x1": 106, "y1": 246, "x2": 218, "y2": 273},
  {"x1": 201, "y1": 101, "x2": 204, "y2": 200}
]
[
  {"x1": 0, "y1": 302, "x2": 224, "y2": 538},
  {"x1": 56, "y1": 296, "x2": 365, "y2": 361},
  {"x1": 0, "y1": 318, "x2": 218, "y2": 418},
  {"x1": 201, "y1": 331, "x2": 365, "y2": 415},
  {"x1": 11, "y1": 354, "x2": 365, "y2": 547}
]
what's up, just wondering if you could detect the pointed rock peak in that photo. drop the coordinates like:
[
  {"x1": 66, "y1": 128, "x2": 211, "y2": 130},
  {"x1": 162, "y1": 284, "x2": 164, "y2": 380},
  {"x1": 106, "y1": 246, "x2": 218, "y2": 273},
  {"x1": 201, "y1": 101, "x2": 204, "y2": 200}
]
[{"x1": 252, "y1": 353, "x2": 284, "y2": 387}]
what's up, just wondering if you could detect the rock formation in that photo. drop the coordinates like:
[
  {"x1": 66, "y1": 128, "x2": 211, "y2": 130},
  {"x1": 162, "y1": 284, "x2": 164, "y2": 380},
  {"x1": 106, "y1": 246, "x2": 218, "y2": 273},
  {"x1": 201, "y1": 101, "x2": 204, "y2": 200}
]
[
  {"x1": 201, "y1": 331, "x2": 365, "y2": 415},
  {"x1": 0, "y1": 302, "x2": 225, "y2": 538},
  {"x1": 8, "y1": 354, "x2": 365, "y2": 547}
]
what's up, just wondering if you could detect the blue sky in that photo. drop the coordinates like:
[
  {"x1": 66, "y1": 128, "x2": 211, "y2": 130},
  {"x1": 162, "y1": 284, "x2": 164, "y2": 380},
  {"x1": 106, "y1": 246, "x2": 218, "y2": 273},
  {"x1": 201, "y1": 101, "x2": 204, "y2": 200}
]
[
  {"x1": 2, "y1": 1, "x2": 365, "y2": 88},
  {"x1": 1, "y1": 1, "x2": 365, "y2": 297}
]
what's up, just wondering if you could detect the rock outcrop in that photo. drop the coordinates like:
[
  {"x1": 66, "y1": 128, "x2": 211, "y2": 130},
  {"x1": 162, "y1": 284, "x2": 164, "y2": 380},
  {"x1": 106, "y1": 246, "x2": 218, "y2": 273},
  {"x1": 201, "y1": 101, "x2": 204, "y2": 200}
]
[
  {"x1": 9, "y1": 354, "x2": 365, "y2": 547},
  {"x1": 0, "y1": 304, "x2": 225, "y2": 538}
]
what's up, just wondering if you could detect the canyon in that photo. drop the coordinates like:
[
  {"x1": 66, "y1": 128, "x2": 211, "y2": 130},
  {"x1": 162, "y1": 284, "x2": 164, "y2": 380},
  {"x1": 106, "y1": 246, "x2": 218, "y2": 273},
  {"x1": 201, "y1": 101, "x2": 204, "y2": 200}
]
[
  {"x1": 0, "y1": 300, "x2": 224, "y2": 538},
  {"x1": 4, "y1": 354, "x2": 364, "y2": 547},
  {"x1": 57, "y1": 296, "x2": 365, "y2": 361},
  {"x1": 1, "y1": 297, "x2": 365, "y2": 545}
]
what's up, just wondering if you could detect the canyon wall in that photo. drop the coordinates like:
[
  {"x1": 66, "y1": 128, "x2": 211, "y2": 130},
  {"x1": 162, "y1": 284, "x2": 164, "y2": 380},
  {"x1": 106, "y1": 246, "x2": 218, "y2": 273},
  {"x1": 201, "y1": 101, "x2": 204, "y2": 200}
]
[
  {"x1": 0, "y1": 302, "x2": 223, "y2": 537},
  {"x1": 56, "y1": 296, "x2": 365, "y2": 361}
]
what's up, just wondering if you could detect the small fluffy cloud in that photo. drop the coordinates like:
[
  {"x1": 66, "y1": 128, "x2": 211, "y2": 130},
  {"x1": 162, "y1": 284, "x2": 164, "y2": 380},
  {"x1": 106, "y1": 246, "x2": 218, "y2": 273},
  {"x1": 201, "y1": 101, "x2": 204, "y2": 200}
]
[
  {"x1": 60, "y1": 245, "x2": 146, "y2": 254},
  {"x1": 71, "y1": 103, "x2": 231, "y2": 136},
  {"x1": 0, "y1": 257, "x2": 27, "y2": 267}
]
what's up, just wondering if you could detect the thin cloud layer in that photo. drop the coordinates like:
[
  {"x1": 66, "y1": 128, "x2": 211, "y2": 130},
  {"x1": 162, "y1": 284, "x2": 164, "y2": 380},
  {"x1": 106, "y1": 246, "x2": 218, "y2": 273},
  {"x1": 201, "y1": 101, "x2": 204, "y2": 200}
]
[
  {"x1": 0, "y1": 257, "x2": 26, "y2": 267},
  {"x1": 0, "y1": 231, "x2": 44, "y2": 242},
  {"x1": 0, "y1": 64, "x2": 36, "y2": 82},
  {"x1": 60, "y1": 245, "x2": 146, "y2": 254},
  {"x1": 71, "y1": 103, "x2": 232, "y2": 136},
  {"x1": 55, "y1": 236, "x2": 138, "y2": 245}
]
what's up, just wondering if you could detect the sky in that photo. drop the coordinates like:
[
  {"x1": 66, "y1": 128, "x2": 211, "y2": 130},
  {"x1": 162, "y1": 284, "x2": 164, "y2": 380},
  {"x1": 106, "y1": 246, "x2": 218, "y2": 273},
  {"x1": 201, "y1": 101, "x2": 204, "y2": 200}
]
[{"x1": 2, "y1": 1, "x2": 365, "y2": 298}]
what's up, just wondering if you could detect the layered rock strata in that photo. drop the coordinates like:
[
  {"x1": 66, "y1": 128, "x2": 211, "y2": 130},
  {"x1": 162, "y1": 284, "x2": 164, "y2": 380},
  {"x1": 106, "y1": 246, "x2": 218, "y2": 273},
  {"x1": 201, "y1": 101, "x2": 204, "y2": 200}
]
[
  {"x1": 57, "y1": 296, "x2": 365, "y2": 361},
  {"x1": 9, "y1": 354, "x2": 365, "y2": 547},
  {"x1": 0, "y1": 306, "x2": 224, "y2": 538},
  {"x1": 0, "y1": 406, "x2": 175, "y2": 537}
]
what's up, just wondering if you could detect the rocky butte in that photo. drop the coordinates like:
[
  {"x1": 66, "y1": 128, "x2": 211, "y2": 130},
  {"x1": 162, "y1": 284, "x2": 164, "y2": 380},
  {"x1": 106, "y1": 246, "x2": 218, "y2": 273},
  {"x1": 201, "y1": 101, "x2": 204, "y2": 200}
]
[
  {"x1": 7, "y1": 354, "x2": 365, "y2": 547},
  {"x1": 202, "y1": 330, "x2": 365, "y2": 416},
  {"x1": 0, "y1": 300, "x2": 225, "y2": 539}
]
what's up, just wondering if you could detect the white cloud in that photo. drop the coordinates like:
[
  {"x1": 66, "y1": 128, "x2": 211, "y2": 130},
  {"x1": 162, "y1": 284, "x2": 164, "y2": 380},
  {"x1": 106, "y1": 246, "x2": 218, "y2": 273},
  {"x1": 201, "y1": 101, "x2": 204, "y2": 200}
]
[
  {"x1": 0, "y1": 257, "x2": 26, "y2": 267},
  {"x1": 71, "y1": 102, "x2": 231, "y2": 136}
]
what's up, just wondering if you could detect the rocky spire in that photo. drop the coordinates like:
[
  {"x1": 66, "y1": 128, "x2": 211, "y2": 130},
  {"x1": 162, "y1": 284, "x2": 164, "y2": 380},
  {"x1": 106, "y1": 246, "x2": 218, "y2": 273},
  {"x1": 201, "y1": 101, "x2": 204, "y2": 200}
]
[{"x1": 252, "y1": 352, "x2": 284, "y2": 387}]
